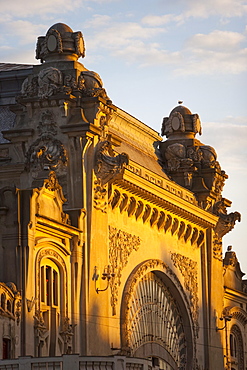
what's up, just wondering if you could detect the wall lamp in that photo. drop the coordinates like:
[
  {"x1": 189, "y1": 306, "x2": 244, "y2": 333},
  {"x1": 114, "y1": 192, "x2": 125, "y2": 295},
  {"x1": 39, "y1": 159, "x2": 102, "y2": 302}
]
[
  {"x1": 95, "y1": 265, "x2": 115, "y2": 294},
  {"x1": 216, "y1": 314, "x2": 232, "y2": 331}
]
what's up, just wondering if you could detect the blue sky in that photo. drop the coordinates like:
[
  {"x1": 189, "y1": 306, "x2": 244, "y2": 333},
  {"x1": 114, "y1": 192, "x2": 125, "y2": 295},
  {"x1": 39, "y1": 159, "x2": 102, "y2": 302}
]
[{"x1": 1, "y1": 0, "x2": 247, "y2": 270}]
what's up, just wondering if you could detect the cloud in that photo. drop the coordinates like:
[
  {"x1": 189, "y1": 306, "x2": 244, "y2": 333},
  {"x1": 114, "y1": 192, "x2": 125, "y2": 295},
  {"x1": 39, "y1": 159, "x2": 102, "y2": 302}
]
[
  {"x1": 181, "y1": 0, "x2": 247, "y2": 19},
  {"x1": 113, "y1": 42, "x2": 181, "y2": 66},
  {"x1": 84, "y1": 14, "x2": 112, "y2": 28},
  {"x1": 86, "y1": 20, "x2": 166, "y2": 51},
  {"x1": 186, "y1": 30, "x2": 245, "y2": 51},
  {"x1": 174, "y1": 30, "x2": 247, "y2": 75},
  {"x1": 0, "y1": 0, "x2": 82, "y2": 18},
  {"x1": 141, "y1": 14, "x2": 174, "y2": 27},
  {"x1": 3, "y1": 21, "x2": 48, "y2": 45},
  {"x1": 202, "y1": 117, "x2": 247, "y2": 171}
]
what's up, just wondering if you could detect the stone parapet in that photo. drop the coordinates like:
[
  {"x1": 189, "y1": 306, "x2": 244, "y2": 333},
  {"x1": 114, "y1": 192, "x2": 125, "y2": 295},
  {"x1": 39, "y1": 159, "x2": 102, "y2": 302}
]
[{"x1": 0, "y1": 355, "x2": 153, "y2": 370}]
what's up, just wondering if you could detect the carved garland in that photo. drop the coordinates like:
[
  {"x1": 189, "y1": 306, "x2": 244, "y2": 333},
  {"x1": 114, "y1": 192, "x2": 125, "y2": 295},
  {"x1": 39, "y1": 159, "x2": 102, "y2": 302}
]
[
  {"x1": 171, "y1": 253, "x2": 199, "y2": 335},
  {"x1": 108, "y1": 185, "x2": 205, "y2": 247},
  {"x1": 108, "y1": 226, "x2": 141, "y2": 315}
]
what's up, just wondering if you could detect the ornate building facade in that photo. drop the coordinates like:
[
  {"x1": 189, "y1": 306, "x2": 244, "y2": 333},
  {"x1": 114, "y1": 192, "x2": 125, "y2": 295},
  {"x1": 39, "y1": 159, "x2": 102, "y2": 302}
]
[{"x1": 0, "y1": 23, "x2": 246, "y2": 370}]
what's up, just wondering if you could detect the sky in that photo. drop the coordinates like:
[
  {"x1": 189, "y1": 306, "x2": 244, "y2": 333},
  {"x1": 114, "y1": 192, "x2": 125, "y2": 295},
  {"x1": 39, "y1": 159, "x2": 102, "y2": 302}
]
[{"x1": 1, "y1": 0, "x2": 247, "y2": 271}]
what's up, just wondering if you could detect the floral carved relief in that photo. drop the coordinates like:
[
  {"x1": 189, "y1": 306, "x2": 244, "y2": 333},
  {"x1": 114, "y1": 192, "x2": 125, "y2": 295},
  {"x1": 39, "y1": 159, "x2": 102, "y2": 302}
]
[
  {"x1": 108, "y1": 226, "x2": 140, "y2": 315},
  {"x1": 171, "y1": 253, "x2": 199, "y2": 335}
]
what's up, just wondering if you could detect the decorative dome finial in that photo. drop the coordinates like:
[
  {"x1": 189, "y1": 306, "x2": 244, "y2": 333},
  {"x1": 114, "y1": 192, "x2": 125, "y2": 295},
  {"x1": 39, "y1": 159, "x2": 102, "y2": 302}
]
[{"x1": 36, "y1": 23, "x2": 85, "y2": 63}]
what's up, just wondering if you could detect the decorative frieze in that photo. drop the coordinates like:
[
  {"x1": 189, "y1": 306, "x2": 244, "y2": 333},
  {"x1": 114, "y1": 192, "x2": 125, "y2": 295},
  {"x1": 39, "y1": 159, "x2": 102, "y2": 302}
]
[{"x1": 108, "y1": 226, "x2": 140, "y2": 315}]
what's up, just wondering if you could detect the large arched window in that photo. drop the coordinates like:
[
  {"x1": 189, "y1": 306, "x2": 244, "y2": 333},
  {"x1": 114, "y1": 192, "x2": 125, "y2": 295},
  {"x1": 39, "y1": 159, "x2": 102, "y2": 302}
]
[
  {"x1": 230, "y1": 325, "x2": 244, "y2": 370},
  {"x1": 122, "y1": 268, "x2": 192, "y2": 370},
  {"x1": 39, "y1": 258, "x2": 62, "y2": 356}
]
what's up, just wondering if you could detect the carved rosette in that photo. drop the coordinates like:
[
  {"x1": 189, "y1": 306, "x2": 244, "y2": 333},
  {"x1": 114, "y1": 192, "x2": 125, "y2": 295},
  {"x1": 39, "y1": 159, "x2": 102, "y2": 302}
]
[
  {"x1": 108, "y1": 226, "x2": 140, "y2": 315},
  {"x1": 171, "y1": 253, "x2": 199, "y2": 335}
]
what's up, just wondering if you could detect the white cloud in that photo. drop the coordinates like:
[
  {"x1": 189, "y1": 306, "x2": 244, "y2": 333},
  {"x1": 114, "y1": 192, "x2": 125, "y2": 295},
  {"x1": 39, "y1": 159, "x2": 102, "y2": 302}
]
[
  {"x1": 202, "y1": 117, "x2": 247, "y2": 171},
  {"x1": 113, "y1": 41, "x2": 181, "y2": 66},
  {"x1": 0, "y1": 0, "x2": 82, "y2": 18},
  {"x1": 84, "y1": 14, "x2": 112, "y2": 28},
  {"x1": 182, "y1": 0, "x2": 247, "y2": 19},
  {"x1": 86, "y1": 21, "x2": 166, "y2": 51},
  {"x1": 141, "y1": 14, "x2": 174, "y2": 27},
  {"x1": 174, "y1": 30, "x2": 247, "y2": 75},
  {"x1": 4, "y1": 21, "x2": 48, "y2": 45},
  {"x1": 186, "y1": 30, "x2": 245, "y2": 51}
]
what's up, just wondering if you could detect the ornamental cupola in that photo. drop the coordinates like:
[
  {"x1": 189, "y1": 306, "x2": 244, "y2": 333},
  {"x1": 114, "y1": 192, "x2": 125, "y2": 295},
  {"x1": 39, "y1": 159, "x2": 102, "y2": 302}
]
[
  {"x1": 159, "y1": 103, "x2": 228, "y2": 211},
  {"x1": 36, "y1": 23, "x2": 85, "y2": 63},
  {"x1": 161, "y1": 104, "x2": 202, "y2": 139}
]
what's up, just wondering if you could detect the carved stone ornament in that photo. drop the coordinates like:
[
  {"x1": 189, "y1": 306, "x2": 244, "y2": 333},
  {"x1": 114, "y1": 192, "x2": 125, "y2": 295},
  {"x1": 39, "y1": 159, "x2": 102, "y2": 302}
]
[
  {"x1": 108, "y1": 226, "x2": 141, "y2": 315},
  {"x1": 34, "y1": 310, "x2": 48, "y2": 339},
  {"x1": 21, "y1": 66, "x2": 111, "y2": 103},
  {"x1": 59, "y1": 316, "x2": 74, "y2": 354},
  {"x1": 94, "y1": 141, "x2": 129, "y2": 187},
  {"x1": 21, "y1": 67, "x2": 63, "y2": 99},
  {"x1": 26, "y1": 113, "x2": 67, "y2": 174},
  {"x1": 15, "y1": 299, "x2": 22, "y2": 325},
  {"x1": 213, "y1": 234, "x2": 223, "y2": 261},
  {"x1": 35, "y1": 23, "x2": 85, "y2": 63},
  {"x1": 93, "y1": 178, "x2": 108, "y2": 213},
  {"x1": 214, "y1": 199, "x2": 241, "y2": 240},
  {"x1": 171, "y1": 253, "x2": 199, "y2": 335}
]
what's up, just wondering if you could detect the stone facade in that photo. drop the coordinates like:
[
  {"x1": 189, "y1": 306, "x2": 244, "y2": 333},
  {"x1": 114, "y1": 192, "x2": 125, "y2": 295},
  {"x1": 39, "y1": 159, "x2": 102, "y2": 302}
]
[{"x1": 0, "y1": 23, "x2": 246, "y2": 370}]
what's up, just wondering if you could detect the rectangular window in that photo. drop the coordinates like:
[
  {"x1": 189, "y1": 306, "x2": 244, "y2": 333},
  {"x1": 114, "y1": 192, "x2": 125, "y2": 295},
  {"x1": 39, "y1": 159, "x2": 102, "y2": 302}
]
[
  {"x1": 46, "y1": 266, "x2": 51, "y2": 306},
  {"x1": 53, "y1": 270, "x2": 58, "y2": 306},
  {"x1": 41, "y1": 266, "x2": 45, "y2": 302},
  {"x1": 2, "y1": 338, "x2": 11, "y2": 359}
]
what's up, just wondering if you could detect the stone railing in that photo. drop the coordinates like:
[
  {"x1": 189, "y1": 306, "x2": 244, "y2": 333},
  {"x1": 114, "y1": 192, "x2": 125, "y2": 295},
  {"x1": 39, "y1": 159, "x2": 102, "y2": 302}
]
[{"x1": 0, "y1": 355, "x2": 153, "y2": 370}]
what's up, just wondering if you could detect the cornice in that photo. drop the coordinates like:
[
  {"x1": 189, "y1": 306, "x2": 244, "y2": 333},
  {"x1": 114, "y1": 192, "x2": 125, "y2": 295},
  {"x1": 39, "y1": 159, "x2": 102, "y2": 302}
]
[
  {"x1": 224, "y1": 287, "x2": 247, "y2": 302},
  {"x1": 109, "y1": 182, "x2": 208, "y2": 248},
  {"x1": 36, "y1": 214, "x2": 81, "y2": 238},
  {"x1": 117, "y1": 164, "x2": 218, "y2": 228}
]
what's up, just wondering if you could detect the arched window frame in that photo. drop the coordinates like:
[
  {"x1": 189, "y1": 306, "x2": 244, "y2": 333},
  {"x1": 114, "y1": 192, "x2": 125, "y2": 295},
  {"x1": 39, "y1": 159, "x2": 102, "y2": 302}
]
[
  {"x1": 35, "y1": 246, "x2": 68, "y2": 319},
  {"x1": 121, "y1": 259, "x2": 195, "y2": 370},
  {"x1": 229, "y1": 324, "x2": 244, "y2": 370}
]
